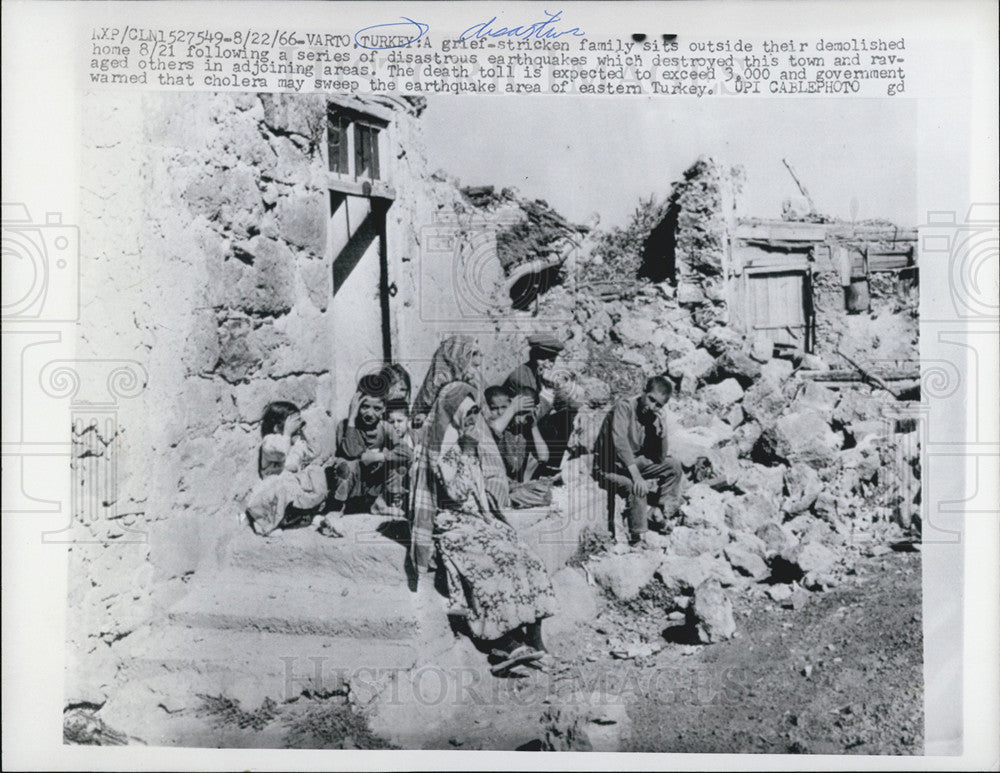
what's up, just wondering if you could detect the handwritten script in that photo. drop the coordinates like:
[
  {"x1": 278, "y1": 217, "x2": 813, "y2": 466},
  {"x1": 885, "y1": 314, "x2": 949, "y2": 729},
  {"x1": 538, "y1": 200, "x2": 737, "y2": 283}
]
[{"x1": 354, "y1": 9, "x2": 585, "y2": 50}]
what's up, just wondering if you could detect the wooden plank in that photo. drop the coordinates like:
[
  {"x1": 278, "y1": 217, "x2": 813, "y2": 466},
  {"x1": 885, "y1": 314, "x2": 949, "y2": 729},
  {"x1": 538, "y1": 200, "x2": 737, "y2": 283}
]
[
  {"x1": 325, "y1": 174, "x2": 396, "y2": 200},
  {"x1": 735, "y1": 222, "x2": 829, "y2": 241}
]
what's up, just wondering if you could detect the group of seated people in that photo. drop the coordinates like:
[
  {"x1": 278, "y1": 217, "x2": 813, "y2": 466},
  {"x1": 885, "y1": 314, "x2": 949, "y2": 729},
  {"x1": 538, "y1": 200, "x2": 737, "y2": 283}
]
[{"x1": 242, "y1": 332, "x2": 684, "y2": 674}]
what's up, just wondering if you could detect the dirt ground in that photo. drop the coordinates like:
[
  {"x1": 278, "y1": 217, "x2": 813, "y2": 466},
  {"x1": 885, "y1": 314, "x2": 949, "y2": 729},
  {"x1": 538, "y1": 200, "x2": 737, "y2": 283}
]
[
  {"x1": 620, "y1": 550, "x2": 924, "y2": 755},
  {"x1": 69, "y1": 550, "x2": 922, "y2": 753},
  {"x1": 394, "y1": 548, "x2": 925, "y2": 754}
]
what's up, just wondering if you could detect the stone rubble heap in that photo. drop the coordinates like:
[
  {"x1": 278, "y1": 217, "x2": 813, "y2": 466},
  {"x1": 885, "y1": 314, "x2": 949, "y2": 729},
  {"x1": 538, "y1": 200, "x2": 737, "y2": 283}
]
[{"x1": 528, "y1": 219, "x2": 920, "y2": 647}]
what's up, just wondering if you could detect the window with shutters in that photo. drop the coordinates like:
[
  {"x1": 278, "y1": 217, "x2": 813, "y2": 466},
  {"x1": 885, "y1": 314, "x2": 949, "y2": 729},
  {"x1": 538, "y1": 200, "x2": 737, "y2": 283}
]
[{"x1": 326, "y1": 106, "x2": 382, "y2": 182}]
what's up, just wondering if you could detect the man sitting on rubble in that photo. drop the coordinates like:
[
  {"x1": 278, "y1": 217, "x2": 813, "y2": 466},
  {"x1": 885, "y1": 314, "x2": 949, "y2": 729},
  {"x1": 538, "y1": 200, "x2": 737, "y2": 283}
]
[
  {"x1": 502, "y1": 333, "x2": 579, "y2": 478},
  {"x1": 592, "y1": 375, "x2": 683, "y2": 546}
]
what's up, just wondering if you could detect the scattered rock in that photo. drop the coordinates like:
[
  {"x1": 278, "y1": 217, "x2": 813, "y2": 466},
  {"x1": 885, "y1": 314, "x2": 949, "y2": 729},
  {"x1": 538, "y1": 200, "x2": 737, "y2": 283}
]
[
  {"x1": 782, "y1": 464, "x2": 822, "y2": 515},
  {"x1": 765, "y1": 584, "x2": 793, "y2": 602},
  {"x1": 773, "y1": 541, "x2": 838, "y2": 581},
  {"x1": 680, "y1": 483, "x2": 730, "y2": 530},
  {"x1": 657, "y1": 554, "x2": 735, "y2": 596},
  {"x1": 701, "y1": 326, "x2": 743, "y2": 357},
  {"x1": 667, "y1": 348, "x2": 716, "y2": 393},
  {"x1": 713, "y1": 349, "x2": 762, "y2": 387},
  {"x1": 755, "y1": 411, "x2": 841, "y2": 469},
  {"x1": 702, "y1": 378, "x2": 744, "y2": 410},
  {"x1": 729, "y1": 529, "x2": 768, "y2": 558},
  {"x1": 741, "y1": 380, "x2": 788, "y2": 424},
  {"x1": 690, "y1": 580, "x2": 736, "y2": 643},
  {"x1": 667, "y1": 525, "x2": 729, "y2": 558},
  {"x1": 725, "y1": 491, "x2": 779, "y2": 532},
  {"x1": 755, "y1": 522, "x2": 797, "y2": 559},
  {"x1": 724, "y1": 544, "x2": 770, "y2": 581},
  {"x1": 588, "y1": 552, "x2": 661, "y2": 601}
]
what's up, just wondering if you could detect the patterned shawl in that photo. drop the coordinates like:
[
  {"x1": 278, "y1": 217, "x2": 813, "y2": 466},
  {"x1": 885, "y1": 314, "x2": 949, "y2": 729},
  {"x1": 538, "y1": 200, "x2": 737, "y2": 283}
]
[
  {"x1": 410, "y1": 335, "x2": 481, "y2": 420},
  {"x1": 410, "y1": 381, "x2": 481, "y2": 574}
]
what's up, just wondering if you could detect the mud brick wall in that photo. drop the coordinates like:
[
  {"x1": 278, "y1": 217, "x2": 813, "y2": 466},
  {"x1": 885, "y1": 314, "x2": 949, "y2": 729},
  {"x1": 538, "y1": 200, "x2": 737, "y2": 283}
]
[
  {"x1": 668, "y1": 157, "x2": 740, "y2": 328},
  {"x1": 67, "y1": 92, "x2": 471, "y2": 704},
  {"x1": 811, "y1": 263, "x2": 919, "y2": 366}
]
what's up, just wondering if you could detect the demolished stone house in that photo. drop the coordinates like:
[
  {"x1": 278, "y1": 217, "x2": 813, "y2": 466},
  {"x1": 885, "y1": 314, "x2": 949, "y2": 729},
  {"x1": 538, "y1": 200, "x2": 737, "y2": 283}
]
[{"x1": 639, "y1": 158, "x2": 919, "y2": 388}]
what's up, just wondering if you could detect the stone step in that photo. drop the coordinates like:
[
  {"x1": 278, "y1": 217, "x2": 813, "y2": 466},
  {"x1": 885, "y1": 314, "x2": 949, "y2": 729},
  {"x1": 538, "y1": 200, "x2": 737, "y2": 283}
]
[
  {"x1": 115, "y1": 624, "x2": 426, "y2": 701},
  {"x1": 219, "y1": 514, "x2": 410, "y2": 587},
  {"x1": 167, "y1": 574, "x2": 423, "y2": 639}
]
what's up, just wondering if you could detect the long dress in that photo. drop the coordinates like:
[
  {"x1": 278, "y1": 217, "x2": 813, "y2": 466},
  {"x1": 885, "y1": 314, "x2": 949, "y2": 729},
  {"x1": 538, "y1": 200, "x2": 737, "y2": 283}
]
[
  {"x1": 245, "y1": 434, "x2": 327, "y2": 535},
  {"x1": 432, "y1": 441, "x2": 556, "y2": 641}
]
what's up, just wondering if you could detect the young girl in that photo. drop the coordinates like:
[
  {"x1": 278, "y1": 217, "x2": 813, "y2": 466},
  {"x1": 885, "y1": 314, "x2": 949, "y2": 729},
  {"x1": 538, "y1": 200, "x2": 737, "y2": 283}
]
[{"x1": 244, "y1": 401, "x2": 331, "y2": 537}]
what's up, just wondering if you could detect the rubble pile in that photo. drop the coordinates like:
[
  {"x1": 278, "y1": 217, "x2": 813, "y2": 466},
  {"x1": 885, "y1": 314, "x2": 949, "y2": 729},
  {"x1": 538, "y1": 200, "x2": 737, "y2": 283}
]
[
  {"x1": 520, "y1": 164, "x2": 920, "y2": 647},
  {"x1": 460, "y1": 185, "x2": 588, "y2": 277}
]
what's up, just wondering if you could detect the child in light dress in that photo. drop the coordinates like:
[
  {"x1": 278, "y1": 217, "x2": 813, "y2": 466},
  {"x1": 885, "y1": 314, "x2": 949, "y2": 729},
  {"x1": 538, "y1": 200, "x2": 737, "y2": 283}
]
[{"x1": 244, "y1": 401, "x2": 332, "y2": 537}]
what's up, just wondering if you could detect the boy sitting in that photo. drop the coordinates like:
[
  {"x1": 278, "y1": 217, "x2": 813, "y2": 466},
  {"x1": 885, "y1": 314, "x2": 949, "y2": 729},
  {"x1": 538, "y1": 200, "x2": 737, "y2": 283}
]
[
  {"x1": 485, "y1": 385, "x2": 553, "y2": 509},
  {"x1": 328, "y1": 390, "x2": 401, "y2": 515},
  {"x1": 381, "y1": 399, "x2": 414, "y2": 517}
]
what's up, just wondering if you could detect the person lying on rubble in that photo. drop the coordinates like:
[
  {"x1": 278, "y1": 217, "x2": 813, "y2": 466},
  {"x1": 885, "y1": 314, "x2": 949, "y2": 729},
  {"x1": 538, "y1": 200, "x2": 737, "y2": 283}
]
[
  {"x1": 592, "y1": 375, "x2": 683, "y2": 546},
  {"x1": 410, "y1": 334, "x2": 511, "y2": 510},
  {"x1": 326, "y1": 379, "x2": 405, "y2": 521},
  {"x1": 410, "y1": 381, "x2": 556, "y2": 676},
  {"x1": 485, "y1": 385, "x2": 553, "y2": 509},
  {"x1": 502, "y1": 333, "x2": 582, "y2": 478},
  {"x1": 244, "y1": 401, "x2": 329, "y2": 537}
]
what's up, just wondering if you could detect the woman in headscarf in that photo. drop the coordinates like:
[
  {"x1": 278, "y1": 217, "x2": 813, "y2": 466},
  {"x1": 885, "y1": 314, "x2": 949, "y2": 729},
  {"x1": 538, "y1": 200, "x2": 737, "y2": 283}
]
[
  {"x1": 410, "y1": 335, "x2": 510, "y2": 510},
  {"x1": 410, "y1": 381, "x2": 556, "y2": 675}
]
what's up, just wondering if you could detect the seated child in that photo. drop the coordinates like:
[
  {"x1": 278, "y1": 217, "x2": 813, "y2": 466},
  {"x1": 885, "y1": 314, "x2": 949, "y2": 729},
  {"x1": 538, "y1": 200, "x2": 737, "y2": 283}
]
[
  {"x1": 245, "y1": 401, "x2": 329, "y2": 537},
  {"x1": 328, "y1": 388, "x2": 403, "y2": 515},
  {"x1": 485, "y1": 385, "x2": 553, "y2": 509},
  {"x1": 380, "y1": 399, "x2": 415, "y2": 517}
]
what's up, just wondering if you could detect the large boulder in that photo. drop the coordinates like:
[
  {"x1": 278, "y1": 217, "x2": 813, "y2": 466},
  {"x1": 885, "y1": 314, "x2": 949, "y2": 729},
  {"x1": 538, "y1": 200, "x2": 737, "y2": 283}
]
[
  {"x1": 741, "y1": 380, "x2": 788, "y2": 425},
  {"x1": 729, "y1": 529, "x2": 768, "y2": 558},
  {"x1": 614, "y1": 312, "x2": 660, "y2": 349},
  {"x1": 587, "y1": 552, "x2": 661, "y2": 601},
  {"x1": 701, "y1": 378, "x2": 745, "y2": 410},
  {"x1": 755, "y1": 411, "x2": 841, "y2": 469},
  {"x1": 701, "y1": 326, "x2": 744, "y2": 357},
  {"x1": 725, "y1": 491, "x2": 779, "y2": 532},
  {"x1": 657, "y1": 554, "x2": 735, "y2": 596},
  {"x1": 732, "y1": 461, "x2": 785, "y2": 500},
  {"x1": 668, "y1": 525, "x2": 729, "y2": 558},
  {"x1": 669, "y1": 423, "x2": 734, "y2": 467},
  {"x1": 782, "y1": 463, "x2": 823, "y2": 515},
  {"x1": 690, "y1": 580, "x2": 736, "y2": 643},
  {"x1": 772, "y1": 541, "x2": 838, "y2": 581},
  {"x1": 755, "y1": 522, "x2": 797, "y2": 558},
  {"x1": 759, "y1": 358, "x2": 794, "y2": 387},
  {"x1": 789, "y1": 380, "x2": 838, "y2": 413},
  {"x1": 713, "y1": 349, "x2": 762, "y2": 388},
  {"x1": 667, "y1": 348, "x2": 716, "y2": 393},
  {"x1": 680, "y1": 483, "x2": 730, "y2": 530},
  {"x1": 730, "y1": 421, "x2": 763, "y2": 458},
  {"x1": 724, "y1": 544, "x2": 770, "y2": 581}
]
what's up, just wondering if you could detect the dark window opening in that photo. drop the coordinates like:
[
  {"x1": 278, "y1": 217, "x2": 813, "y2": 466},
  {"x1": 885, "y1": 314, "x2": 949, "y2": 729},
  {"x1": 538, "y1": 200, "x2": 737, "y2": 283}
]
[
  {"x1": 327, "y1": 108, "x2": 350, "y2": 175},
  {"x1": 354, "y1": 123, "x2": 380, "y2": 181}
]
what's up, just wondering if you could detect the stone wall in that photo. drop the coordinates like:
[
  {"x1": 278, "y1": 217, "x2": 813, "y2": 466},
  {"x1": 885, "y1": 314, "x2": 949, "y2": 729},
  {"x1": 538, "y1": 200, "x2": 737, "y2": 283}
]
[{"x1": 67, "y1": 91, "x2": 480, "y2": 704}]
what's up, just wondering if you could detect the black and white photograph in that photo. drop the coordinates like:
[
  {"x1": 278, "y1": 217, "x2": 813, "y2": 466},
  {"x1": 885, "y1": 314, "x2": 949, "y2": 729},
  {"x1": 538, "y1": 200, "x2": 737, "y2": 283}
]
[{"x1": 2, "y1": 1, "x2": 997, "y2": 769}]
